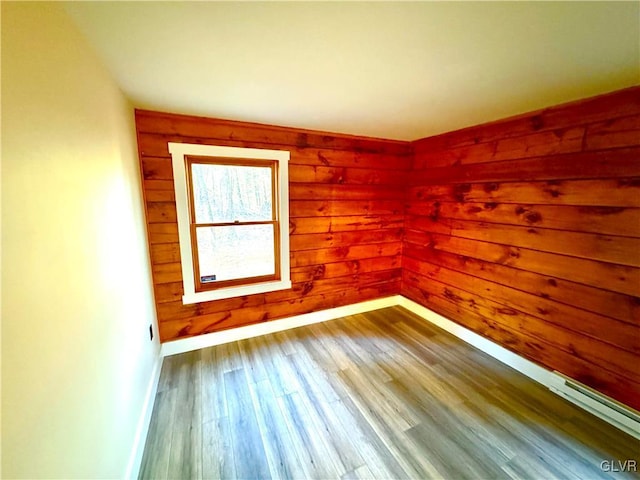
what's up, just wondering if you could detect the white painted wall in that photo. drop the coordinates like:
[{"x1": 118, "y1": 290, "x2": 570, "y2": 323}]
[{"x1": 1, "y1": 3, "x2": 160, "y2": 478}]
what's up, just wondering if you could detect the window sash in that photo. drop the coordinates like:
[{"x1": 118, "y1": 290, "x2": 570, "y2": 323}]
[
  {"x1": 190, "y1": 222, "x2": 280, "y2": 291},
  {"x1": 185, "y1": 156, "x2": 281, "y2": 292}
]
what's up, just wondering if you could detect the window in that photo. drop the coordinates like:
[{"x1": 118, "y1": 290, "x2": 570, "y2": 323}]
[{"x1": 169, "y1": 143, "x2": 291, "y2": 304}]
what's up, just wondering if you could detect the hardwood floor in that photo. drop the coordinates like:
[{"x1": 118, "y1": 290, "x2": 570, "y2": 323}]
[{"x1": 139, "y1": 306, "x2": 639, "y2": 479}]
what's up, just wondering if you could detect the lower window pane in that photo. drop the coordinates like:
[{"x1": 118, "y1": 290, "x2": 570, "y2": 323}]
[{"x1": 196, "y1": 224, "x2": 275, "y2": 284}]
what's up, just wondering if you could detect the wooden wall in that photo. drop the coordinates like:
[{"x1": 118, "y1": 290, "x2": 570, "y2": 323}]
[
  {"x1": 402, "y1": 87, "x2": 640, "y2": 410},
  {"x1": 136, "y1": 110, "x2": 411, "y2": 343}
]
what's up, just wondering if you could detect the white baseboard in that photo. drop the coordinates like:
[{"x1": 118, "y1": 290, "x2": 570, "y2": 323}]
[
  {"x1": 398, "y1": 296, "x2": 640, "y2": 440},
  {"x1": 125, "y1": 351, "x2": 163, "y2": 480},
  {"x1": 160, "y1": 295, "x2": 402, "y2": 357}
]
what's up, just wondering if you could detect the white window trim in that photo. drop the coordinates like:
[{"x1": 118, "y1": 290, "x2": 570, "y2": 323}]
[{"x1": 168, "y1": 142, "x2": 291, "y2": 304}]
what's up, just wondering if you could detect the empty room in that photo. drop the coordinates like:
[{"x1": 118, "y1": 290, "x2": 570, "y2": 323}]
[{"x1": 2, "y1": 1, "x2": 639, "y2": 479}]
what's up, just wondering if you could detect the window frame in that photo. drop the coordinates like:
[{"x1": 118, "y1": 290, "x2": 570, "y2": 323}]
[
  {"x1": 186, "y1": 156, "x2": 281, "y2": 291},
  {"x1": 169, "y1": 143, "x2": 291, "y2": 304}
]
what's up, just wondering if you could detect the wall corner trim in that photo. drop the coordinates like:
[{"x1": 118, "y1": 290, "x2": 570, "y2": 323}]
[{"x1": 125, "y1": 351, "x2": 163, "y2": 480}]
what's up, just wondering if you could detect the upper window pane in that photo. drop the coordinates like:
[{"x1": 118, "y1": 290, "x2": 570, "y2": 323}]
[{"x1": 191, "y1": 162, "x2": 273, "y2": 224}]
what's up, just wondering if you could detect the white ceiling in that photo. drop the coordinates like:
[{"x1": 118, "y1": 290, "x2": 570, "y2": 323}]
[{"x1": 64, "y1": 1, "x2": 639, "y2": 141}]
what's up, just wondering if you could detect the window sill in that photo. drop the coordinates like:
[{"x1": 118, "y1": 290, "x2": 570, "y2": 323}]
[{"x1": 182, "y1": 279, "x2": 292, "y2": 304}]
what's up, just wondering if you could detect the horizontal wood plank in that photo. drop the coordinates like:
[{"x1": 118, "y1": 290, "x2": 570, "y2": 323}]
[
  {"x1": 158, "y1": 282, "x2": 400, "y2": 341},
  {"x1": 406, "y1": 201, "x2": 640, "y2": 237},
  {"x1": 289, "y1": 166, "x2": 408, "y2": 185},
  {"x1": 289, "y1": 215, "x2": 404, "y2": 235},
  {"x1": 136, "y1": 110, "x2": 411, "y2": 155},
  {"x1": 290, "y1": 229, "x2": 403, "y2": 251},
  {"x1": 145, "y1": 188, "x2": 175, "y2": 202},
  {"x1": 414, "y1": 127, "x2": 586, "y2": 168},
  {"x1": 290, "y1": 256, "x2": 401, "y2": 283},
  {"x1": 142, "y1": 156, "x2": 172, "y2": 180},
  {"x1": 405, "y1": 231, "x2": 640, "y2": 297},
  {"x1": 413, "y1": 86, "x2": 640, "y2": 152},
  {"x1": 492, "y1": 127, "x2": 585, "y2": 162},
  {"x1": 290, "y1": 200, "x2": 404, "y2": 217},
  {"x1": 150, "y1": 243, "x2": 181, "y2": 265},
  {"x1": 142, "y1": 155, "x2": 410, "y2": 185},
  {"x1": 585, "y1": 114, "x2": 640, "y2": 151},
  {"x1": 405, "y1": 218, "x2": 640, "y2": 267},
  {"x1": 402, "y1": 270, "x2": 640, "y2": 384},
  {"x1": 291, "y1": 242, "x2": 402, "y2": 268},
  {"x1": 156, "y1": 294, "x2": 268, "y2": 323},
  {"x1": 402, "y1": 259, "x2": 639, "y2": 355},
  {"x1": 138, "y1": 134, "x2": 412, "y2": 170},
  {"x1": 402, "y1": 244, "x2": 639, "y2": 325},
  {"x1": 408, "y1": 178, "x2": 640, "y2": 208},
  {"x1": 289, "y1": 184, "x2": 405, "y2": 200},
  {"x1": 148, "y1": 223, "x2": 179, "y2": 244},
  {"x1": 146, "y1": 202, "x2": 177, "y2": 224},
  {"x1": 155, "y1": 269, "x2": 401, "y2": 305},
  {"x1": 144, "y1": 179, "x2": 174, "y2": 191},
  {"x1": 411, "y1": 148, "x2": 640, "y2": 185},
  {"x1": 151, "y1": 262, "x2": 183, "y2": 284}
]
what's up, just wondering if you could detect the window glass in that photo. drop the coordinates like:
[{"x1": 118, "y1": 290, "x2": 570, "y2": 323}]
[
  {"x1": 195, "y1": 224, "x2": 275, "y2": 284},
  {"x1": 191, "y1": 163, "x2": 273, "y2": 224}
]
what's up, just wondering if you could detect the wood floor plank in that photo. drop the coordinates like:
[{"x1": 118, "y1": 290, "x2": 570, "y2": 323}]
[
  {"x1": 140, "y1": 307, "x2": 640, "y2": 480},
  {"x1": 271, "y1": 329, "x2": 298, "y2": 356},
  {"x1": 559, "y1": 414, "x2": 640, "y2": 462},
  {"x1": 338, "y1": 366, "x2": 418, "y2": 433},
  {"x1": 365, "y1": 311, "x2": 443, "y2": 367},
  {"x1": 291, "y1": 326, "x2": 343, "y2": 373},
  {"x1": 225, "y1": 368, "x2": 271, "y2": 480},
  {"x1": 167, "y1": 351, "x2": 202, "y2": 480},
  {"x1": 342, "y1": 464, "x2": 375, "y2": 480},
  {"x1": 155, "y1": 353, "x2": 180, "y2": 393},
  {"x1": 202, "y1": 416, "x2": 236, "y2": 480},
  {"x1": 308, "y1": 323, "x2": 361, "y2": 372},
  {"x1": 329, "y1": 395, "x2": 410, "y2": 479},
  {"x1": 288, "y1": 354, "x2": 366, "y2": 473},
  {"x1": 278, "y1": 391, "x2": 344, "y2": 479},
  {"x1": 248, "y1": 379, "x2": 308, "y2": 480},
  {"x1": 200, "y1": 346, "x2": 227, "y2": 423},
  {"x1": 288, "y1": 348, "x2": 343, "y2": 404},
  {"x1": 138, "y1": 389, "x2": 175, "y2": 480},
  {"x1": 473, "y1": 386, "x2": 626, "y2": 480},
  {"x1": 338, "y1": 391, "x2": 429, "y2": 479},
  {"x1": 237, "y1": 337, "x2": 270, "y2": 386},
  {"x1": 405, "y1": 421, "x2": 510, "y2": 480},
  {"x1": 324, "y1": 319, "x2": 394, "y2": 384},
  {"x1": 251, "y1": 334, "x2": 299, "y2": 397}
]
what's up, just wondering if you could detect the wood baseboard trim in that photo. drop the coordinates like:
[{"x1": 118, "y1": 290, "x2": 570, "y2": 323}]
[
  {"x1": 125, "y1": 352, "x2": 163, "y2": 480},
  {"x1": 160, "y1": 295, "x2": 403, "y2": 357}
]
